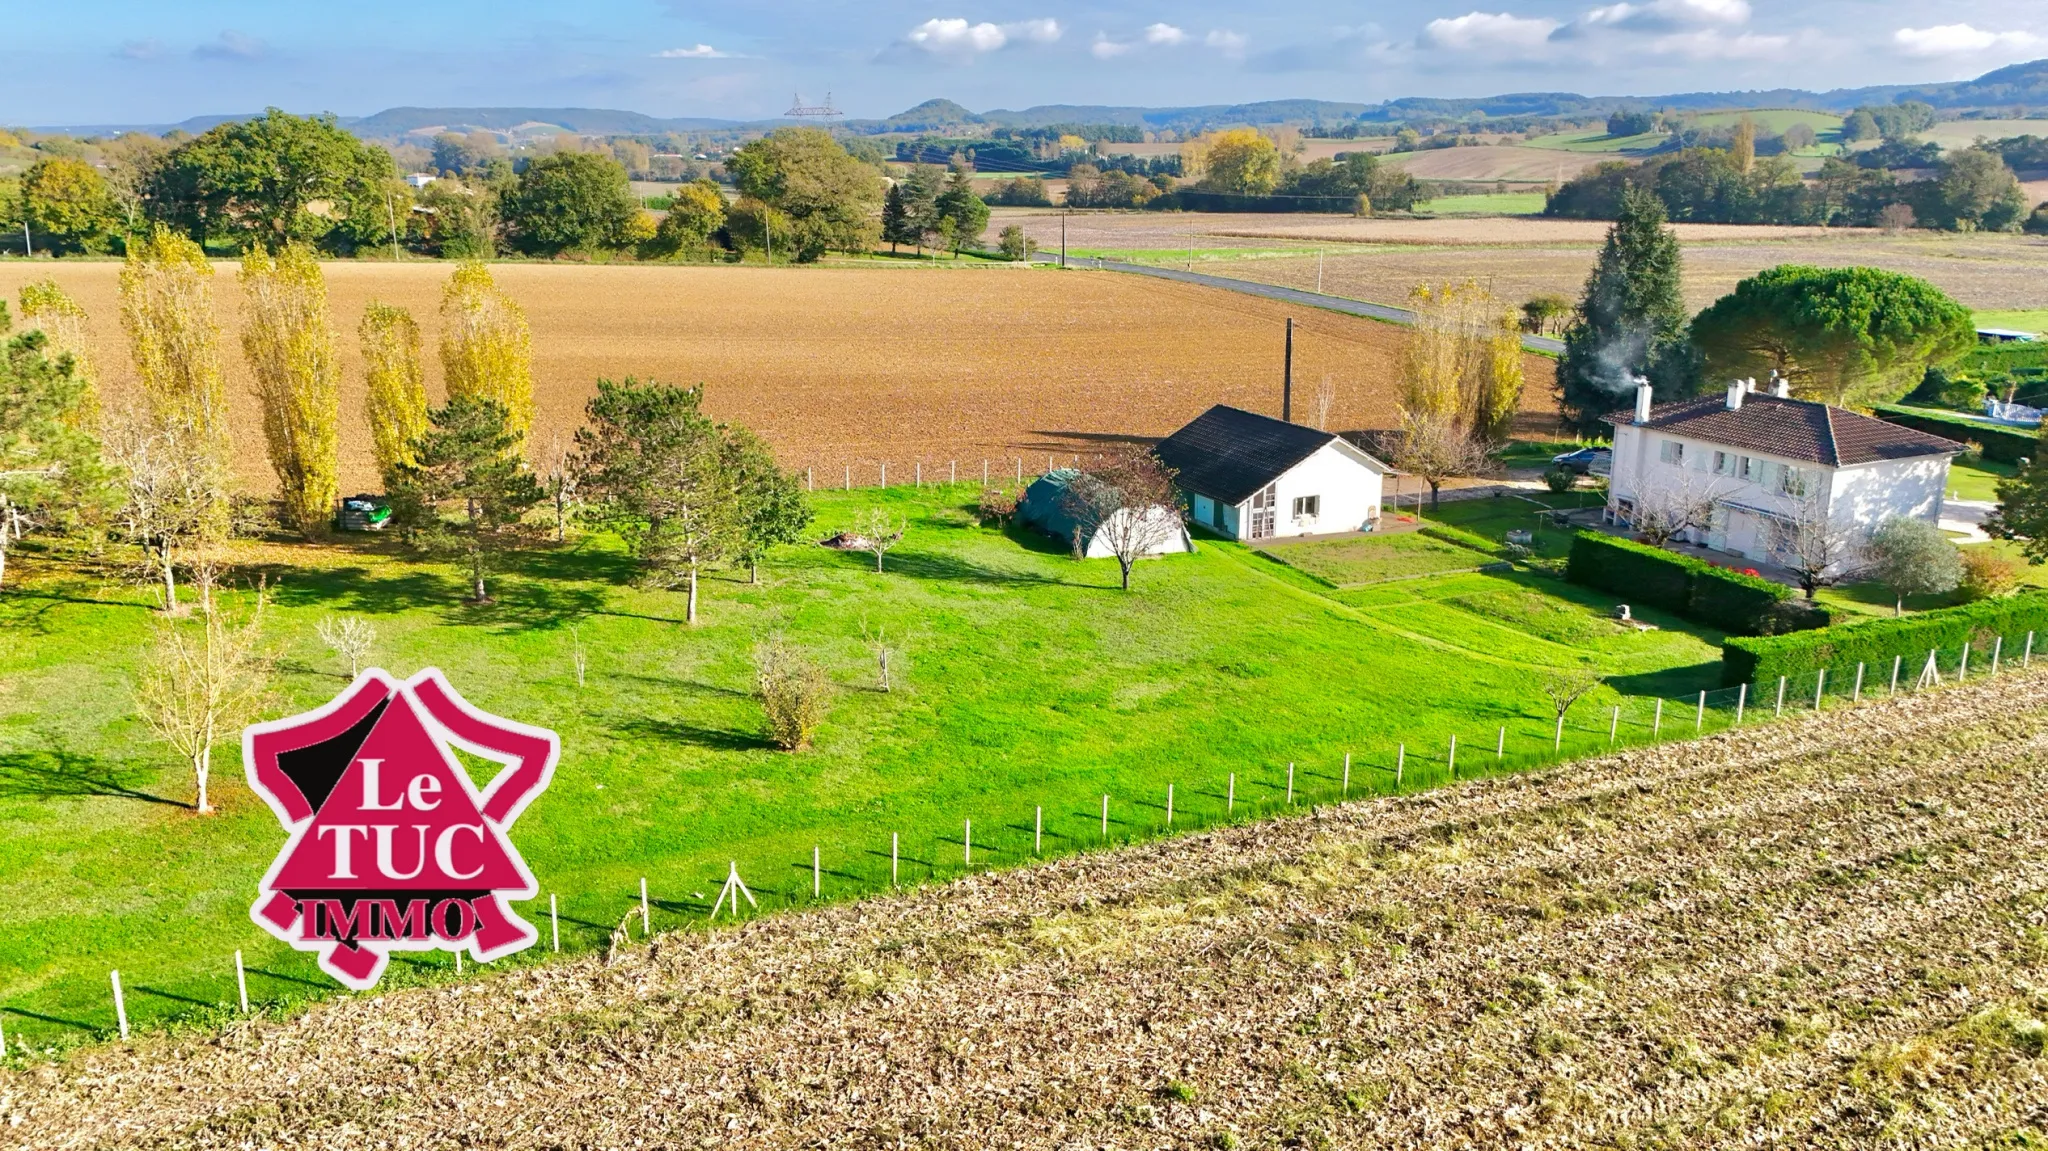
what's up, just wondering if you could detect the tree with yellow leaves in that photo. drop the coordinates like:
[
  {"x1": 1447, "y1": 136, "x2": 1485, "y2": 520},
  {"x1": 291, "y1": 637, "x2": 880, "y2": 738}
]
[
  {"x1": 240, "y1": 245, "x2": 341, "y2": 537},
  {"x1": 120, "y1": 226, "x2": 232, "y2": 466},
  {"x1": 19, "y1": 279, "x2": 102, "y2": 430},
  {"x1": 360, "y1": 302, "x2": 429, "y2": 478},
  {"x1": 439, "y1": 261, "x2": 534, "y2": 446},
  {"x1": 1402, "y1": 281, "x2": 1524, "y2": 443},
  {"x1": 1193, "y1": 129, "x2": 1282, "y2": 196}
]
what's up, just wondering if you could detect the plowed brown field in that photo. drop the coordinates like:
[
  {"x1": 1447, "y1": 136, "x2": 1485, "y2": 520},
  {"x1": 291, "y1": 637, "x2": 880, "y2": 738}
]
[{"x1": 0, "y1": 262, "x2": 1559, "y2": 493}]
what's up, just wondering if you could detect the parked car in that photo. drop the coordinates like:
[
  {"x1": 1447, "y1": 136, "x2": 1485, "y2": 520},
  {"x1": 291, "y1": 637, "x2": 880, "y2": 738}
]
[{"x1": 1551, "y1": 447, "x2": 1612, "y2": 476}]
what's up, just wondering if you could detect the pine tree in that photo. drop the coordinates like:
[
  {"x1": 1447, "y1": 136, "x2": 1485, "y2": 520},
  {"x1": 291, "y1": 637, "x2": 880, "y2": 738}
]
[
  {"x1": 360, "y1": 301, "x2": 429, "y2": 478},
  {"x1": 1554, "y1": 188, "x2": 1699, "y2": 432},
  {"x1": 240, "y1": 245, "x2": 341, "y2": 537},
  {"x1": 439, "y1": 261, "x2": 534, "y2": 447},
  {"x1": 18, "y1": 279, "x2": 101, "y2": 431},
  {"x1": 386, "y1": 395, "x2": 543, "y2": 604},
  {"x1": 880, "y1": 183, "x2": 909, "y2": 254}
]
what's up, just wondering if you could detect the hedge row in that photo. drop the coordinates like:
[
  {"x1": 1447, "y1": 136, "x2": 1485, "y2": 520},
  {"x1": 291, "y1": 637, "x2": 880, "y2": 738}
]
[
  {"x1": 1870, "y1": 404, "x2": 2035, "y2": 464},
  {"x1": 1722, "y1": 591, "x2": 2048, "y2": 685},
  {"x1": 1565, "y1": 532, "x2": 1821, "y2": 636}
]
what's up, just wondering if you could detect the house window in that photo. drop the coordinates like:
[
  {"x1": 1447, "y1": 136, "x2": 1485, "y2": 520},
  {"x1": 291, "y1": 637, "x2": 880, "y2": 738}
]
[
  {"x1": 1292, "y1": 495, "x2": 1320, "y2": 522},
  {"x1": 1778, "y1": 465, "x2": 1810, "y2": 498},
  {"x1": 1712, "y1": 450, "x2": 1730, "y2": 476},
  {"x1": 1740, "y1": 455, "x2": 1761, "y2": 483},
  {"x1": 1659, "y1": 439, "x2": 1685, "y2": 466}
]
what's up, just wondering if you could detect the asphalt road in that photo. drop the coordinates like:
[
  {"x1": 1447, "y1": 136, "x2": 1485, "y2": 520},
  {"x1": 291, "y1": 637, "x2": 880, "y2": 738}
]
[{"x1": 1047, "y1": 256, "x2": 1568, "y2": 355}]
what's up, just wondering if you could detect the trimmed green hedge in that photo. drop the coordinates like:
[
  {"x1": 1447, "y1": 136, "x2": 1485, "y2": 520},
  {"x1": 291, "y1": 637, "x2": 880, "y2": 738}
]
[
  {"x1": 1871, "y1": 404, "x2": 2035, "y2": 464},
  {"x1": 1566, "y1": 532, "x2": 1820, "y2": 635},
  {"x1": 1723, "y1": 592, "x2": 2048, "y2": 686}
]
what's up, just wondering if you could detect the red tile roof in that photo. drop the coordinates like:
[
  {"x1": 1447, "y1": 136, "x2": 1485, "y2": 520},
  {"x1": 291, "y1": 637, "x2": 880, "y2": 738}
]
[{"x1": 1602, "y1": 393, "x2": 1965, "y2": 466}]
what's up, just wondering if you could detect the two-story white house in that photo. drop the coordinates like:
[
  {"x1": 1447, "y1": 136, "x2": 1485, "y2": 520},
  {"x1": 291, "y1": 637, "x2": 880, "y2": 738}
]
[
  {"x1": 1604, "y1": 378, "x2": 1965, "y2": 567},
  {"x1": 1153, "y1": 404, "x2": 1392, "y2": 541}
]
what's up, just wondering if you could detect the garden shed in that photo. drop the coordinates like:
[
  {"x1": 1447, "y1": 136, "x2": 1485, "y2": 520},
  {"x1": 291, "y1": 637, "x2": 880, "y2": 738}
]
[{"x1": 1017, "y1": 468, "x2": 1192, "y2": 559}]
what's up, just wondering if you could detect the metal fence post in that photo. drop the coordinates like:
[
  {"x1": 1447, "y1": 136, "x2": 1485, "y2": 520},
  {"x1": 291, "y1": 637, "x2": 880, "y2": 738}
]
[
  {"x1": 2027, "y1": 631, "x2": 2035, "y2": 668},
  {"x1": 1396, "y1": 744, "x2": 1405, "y2": 789},
  {"x1": 1776, "y1": 676, "x2": 1787, "y2": 716},
  {"x1": 1035, "y1": 805, "x2": 1043, "y2": 853},
  {"x1": 1853, "y1": 663, "x2": 1864, "y2": 702},
  {"x1": 964, "y1": 820, "x2": 971, "y2": 867},
  {"x1": 1891, "y1": 655, "x2": 1902, "y2": 694},
  {"x1": 1287, "y1": 762, "x2": 1295, "y2": 803},
  {"x1": 1653, "y1": 697, "x2": 1663, "y2": 737},
  {"x1": 1609, "y1": 706, "x2": 1619, "y2": 743},
  {"x1": 1342, "y1": 752, "x2": 1351, "y2": 796},
  {"x1": 235, "y1": 950, "x2": 249, "y2": 1013},
  {"x1": 1960, "y1": 641, "x2": 1971, "y2": 680},
  {"x1": 1736, "y1": 683, "x2": 1746, "y2": 725},
  {"x1": 1166, "y1": 783, "x2": 1174, "y2": 828},
  {"x1": 111, "y1": 970, "x2": 129, "y2": 1041},
  {"x1": 1992, "y1": 636, "x2": 2003, "y2": 675},
  {"x1": 1695, "y1": 690, "x2": 1705, "y2": 732},
  {"x1": 1496, "y1": 726, "x2": 1505, "y2": 760},
  {"x1": 1447, "y1": 737, "x2": 1456, "y2": 777},
  {"x1": 1814, "y1": 669, "x2": 1826, "y2": 710},
  {"x1": 1227, "y1": 772, "x2": 1235, "y2": 813},
  {"x1": 1101, "y1": 794, "x2": 1109, "y2": 840}
]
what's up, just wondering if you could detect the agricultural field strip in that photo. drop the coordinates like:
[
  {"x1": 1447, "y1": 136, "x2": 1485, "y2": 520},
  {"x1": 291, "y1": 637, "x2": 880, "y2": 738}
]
[{"x1": 12, "y1": 671, "x2": 2044, "y2": 1147}]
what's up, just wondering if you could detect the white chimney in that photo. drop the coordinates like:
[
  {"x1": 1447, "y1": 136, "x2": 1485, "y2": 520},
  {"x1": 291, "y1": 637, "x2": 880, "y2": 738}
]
[
  {"x1": 1633, "y1": 378, "x2": 1653, "y2": 423},
  {"x1": 1725, "y1": 379, "x2": 1745, "y2": 411},
  {"x1": 1744, "y1": 377, "x2": 1758, "y2": 392},
  {"x1": 1769, "y1": 371, "x2": 1790, "y2": 398}
]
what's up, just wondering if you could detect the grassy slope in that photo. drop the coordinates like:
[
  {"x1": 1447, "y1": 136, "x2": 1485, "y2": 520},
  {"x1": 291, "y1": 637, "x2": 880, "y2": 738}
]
[
  {"x1": 1519, "y1": 129, "x2": 1666, "y2": 153},
  {"x1": 1413, "y1": 192, "x2": 1547, "y2": 216},
  {"x1": 0, "y1": 485, "x2": 1725, "y2": 1045},
  {"x1": 1974, "y1": 309, "x2": 2048, "y2": 335},
  {"x1": 1257, "y1": 532, "x2": 1490, "y2": 586},
  {"x1": 19, "y1": 666, "x2": 2046, "y2": 1148}
]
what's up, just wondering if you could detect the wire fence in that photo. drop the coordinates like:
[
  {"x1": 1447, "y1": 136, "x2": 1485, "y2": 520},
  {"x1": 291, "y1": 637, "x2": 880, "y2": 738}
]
[
  {"x1": 798, "y1": 456, "x2": 1116, "y2": 493},
  {"x1": 7, "y1": 630, "x2": 2037, "y2": 1053}
]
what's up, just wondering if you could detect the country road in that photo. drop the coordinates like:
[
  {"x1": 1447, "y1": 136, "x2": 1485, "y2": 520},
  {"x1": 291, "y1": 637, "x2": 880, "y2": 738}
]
[{"x1": 1048, "y1": 255, "x2": 1569, "y2": 355}]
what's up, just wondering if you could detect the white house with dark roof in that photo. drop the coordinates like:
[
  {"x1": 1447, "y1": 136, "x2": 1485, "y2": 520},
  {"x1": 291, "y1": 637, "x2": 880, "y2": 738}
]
[
  {"x1": 1604, "y1": 378, "x2": 1966, "y2": 566},
  {"x1": 1153, "y1": 405, "x2": 1392, "y2": 541}
]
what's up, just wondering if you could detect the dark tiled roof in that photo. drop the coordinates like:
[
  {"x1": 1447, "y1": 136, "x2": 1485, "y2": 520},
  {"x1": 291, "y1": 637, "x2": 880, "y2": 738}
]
[
  {"x1": 1602, "y1": 392, "x2": 1965, "y2": 466},
  {"x1": 1154, "y1": 405, "x2": 1344, "y2": 504}
]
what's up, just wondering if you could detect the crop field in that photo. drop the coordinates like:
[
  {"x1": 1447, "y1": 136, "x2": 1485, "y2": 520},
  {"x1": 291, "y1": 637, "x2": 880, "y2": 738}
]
[
  {"x1": 1517, "y1": 128, "x2": 1667, "y2": 153},
  {"x1": 1383, "y1": 144, "x2": 1620, "y2": 181},
  {"x1": 995, "y1": 210, "x2": 2048, "y2": 314},
  {"x1": 0, "y1": 261, "x2": 1559, "y2": 494},
  {"x1": 0, "y1": 484, "x2": 1732, "y2": 1049},
  {"x1": 1923, "y1": 118, "x2": 2048, "y2": 151},
  {"x1": 1411, "y1": 191, "x2": 1546, "y2": 216},
  {"x1": 14, "y1": 668, "x2": 2046, "y2": 1148}
]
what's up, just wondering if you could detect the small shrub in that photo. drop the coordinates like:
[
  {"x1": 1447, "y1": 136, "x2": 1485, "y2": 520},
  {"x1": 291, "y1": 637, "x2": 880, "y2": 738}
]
[
  {"x1": 1956, "y1": 439, "x2": 1986, "y2": 466},
  {"x1": 1160, "y1": 1079, "x2": 1197, "y2": 1104},
  {"x1": 1960, "y1": 548, "x2": 2021, "y2": 601},
  {"x1": 755, "y1": 637, "x2": 831, "y2": 751},
  {"x1": 1542, "y1": 466, "x2": 1577, "y2": 493},
  {"x1": 977, "y1": 483, "x2": 1020, "y2": 527}
]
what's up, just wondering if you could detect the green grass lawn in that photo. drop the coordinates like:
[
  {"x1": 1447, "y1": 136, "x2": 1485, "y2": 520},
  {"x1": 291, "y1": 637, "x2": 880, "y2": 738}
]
[
  {"x1": 0, "y1": 485, "x2": 1726, "y2": 1050},
  {"x1": 1258, "y1": 531, "x2": 1492, "y2": 587},
  {"x1": 1948, "y1": 458, "x2": 2014, "y2": 502},
  {"x1": 1412, "y1": 192, "x2": 1547, "y2": 216},
  {"x1": 1687, "y1": 108, "x2": 1844, "y2": 135},
  {"x1": 1416, "y1": 490, "x2": 1609, "y2": 559},
  {"x1": 1973, "y1": 310, "x2": 2048, "y2": 336}
]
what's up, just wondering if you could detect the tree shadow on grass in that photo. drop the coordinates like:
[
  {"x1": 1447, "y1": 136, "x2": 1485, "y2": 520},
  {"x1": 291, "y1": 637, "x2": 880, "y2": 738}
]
[
  {"x1": 132, "y1": 984, "x2": 217, "y2": 1009},
  {"x1": 0, "y1": 749, "x2": 186, "y2": 808},
  {"x1": 1606, "y1": 662, "x2": 1725, "y2": 698},
  {"x1": 840, "y1": 547, "x2": 1090, "y2": 590},
  {"x1": 449, "y1": 576, "x2": 609, "y2": 633},
  {"x1": 5, "y1": 1007, "x2": 100, "y2": 1032},
  {"x1": 262, "y1": 565, "x2": 461, "y2": 616},
  {"x1": 607, "y1": 715, "x2": 774, "y2": 753},
  {"x1": 243, "y1": 966, "x2": 327, "y2": 991}
]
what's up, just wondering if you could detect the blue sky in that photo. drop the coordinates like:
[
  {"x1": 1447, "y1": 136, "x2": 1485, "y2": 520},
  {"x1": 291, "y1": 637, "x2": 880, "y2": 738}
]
[{"x1": 7, "y1": 0, "x2": 2047, "y2": 126}]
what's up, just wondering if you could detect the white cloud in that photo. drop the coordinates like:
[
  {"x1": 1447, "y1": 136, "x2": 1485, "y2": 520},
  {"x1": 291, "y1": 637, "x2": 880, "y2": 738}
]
[
  {"x1": 902, "y1": 16, "x2": 1059, "y2": 59},
  {"x1": 1584, "y1": 0, "x2": 1748, "y2": 28},
  {"x1": 193, "y1": 30, "x2": 265, "y2": 62},
  {"x1": 1206, "y1": 28, "x2": 1248, "y2": 53},
  {"x1": 1650, "y1": 28, "x2": 1789, "y2": 58},
  {"x1": 1419, "y1": 11, "x2": 1560, "y2": 51},
  {"x1": 655, "y1": 44, "x2": 735, "y2": 58},
  {"x1": 1144, "y1": 23, "x2": 1187, "y2": 46},
  {"x1": 115, "y1": 38, "x2": 165, "y2": 60},
  {"x1": 1893, "y1": 23, "x2": 2040, "y2": 58},
  {"x1": 1091, "y1": 34, "x2": 1131, "y2": 59}
]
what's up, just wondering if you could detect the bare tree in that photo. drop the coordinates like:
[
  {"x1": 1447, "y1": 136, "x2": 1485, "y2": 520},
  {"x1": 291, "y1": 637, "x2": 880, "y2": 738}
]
[
  {"x1": 107, "y1": 415, "x2": 231, "y2": 614},
  {"x1": 754, "y1": 636, "x2": 831, "y2": 751},
  {"x1": 539, "y1": 429, "x2": 579, "y2": 543},
  {"x1": 1313, "y1": 374, "x2": 1337, "y2": 431},
  {"x1": 1542, "y1": 668, "x2": 1601, "y2": 725},
  {"x1": 569, "y1": 624, "x2": 588, "y2": 688},
  {"x1": 1629, "y1": 473, "x2": 1724, "y2": 548},
  {"x1": 1378, "y1": 413, "x2": 1491, "y2": 509},
  {"x1": 314, "y1": 615, "x2": 377, "y2": 677},
  {"x1": 134, "y1": 581, "x2": 273, "y2": 813},
  {"x1": 851, "y1": 506, "x2": 905, "y2": 573},
  {"x1": 1776, "y1": 496, "x2": 1866, "y2": 600},
  {"x1": 860, "y1": 618, "x2": 900, "y2": 692},
  {"x1": 1058, "y1": 446, "x2": 1186, "y2": 590}
]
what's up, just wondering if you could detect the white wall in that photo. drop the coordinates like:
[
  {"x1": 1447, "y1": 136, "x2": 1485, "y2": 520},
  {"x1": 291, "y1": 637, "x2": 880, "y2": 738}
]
[
  {"x1": 1264, "y1": 442, "x2": 1384, "y2": 539},
  {"x1": 1080, "y1": 506, "x2": 1191, "y2": 558},
  {"x1": 1608, "y1": 420, "x2": 1953, "y2": 564}
]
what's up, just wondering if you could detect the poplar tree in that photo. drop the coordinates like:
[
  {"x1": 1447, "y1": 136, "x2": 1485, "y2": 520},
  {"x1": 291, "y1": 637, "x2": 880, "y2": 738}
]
[
  {"x1": 360, "y1": 301, "x2": 429, "y2": 477},
  {"x1": 240, "y1": 245, "x2": 341, "y2": 536},
  {"x1": 439, "y1": 261, "x2": 534, "y2": 446},
  {"x1": 120, "y1": 226, "x2": 232, "y2": 466}
]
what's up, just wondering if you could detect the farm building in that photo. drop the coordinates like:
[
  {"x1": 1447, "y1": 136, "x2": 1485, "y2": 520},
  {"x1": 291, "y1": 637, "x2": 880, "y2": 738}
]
[
  {"x1": 1016, "y1": 468, "x2": 1193, "y2": 558},
  {"x1": 1604, "y1": 379, "x2": 1965, "y2": 571},
  {"x1": 1153, "y1": 405, "x2": 1392, "y2": 541}
]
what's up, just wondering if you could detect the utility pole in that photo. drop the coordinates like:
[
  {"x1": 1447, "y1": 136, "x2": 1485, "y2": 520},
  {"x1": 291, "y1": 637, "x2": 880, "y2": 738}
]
[{"x1": 1283, "y1": 317, "x2": 1295, "y2": 423}]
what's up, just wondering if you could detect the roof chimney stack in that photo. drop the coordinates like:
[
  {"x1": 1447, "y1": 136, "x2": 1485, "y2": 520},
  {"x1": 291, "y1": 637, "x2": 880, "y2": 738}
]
[
  {"x1": 1726, "y1": 379, "x2": 1745, "y2": 411},
  {"x1": 1769, "y1": 370, "x2": 1790, "y2": 398},
  {"x1": 1633, "y1": 377, "x2": 1653, "y2": 423}
]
